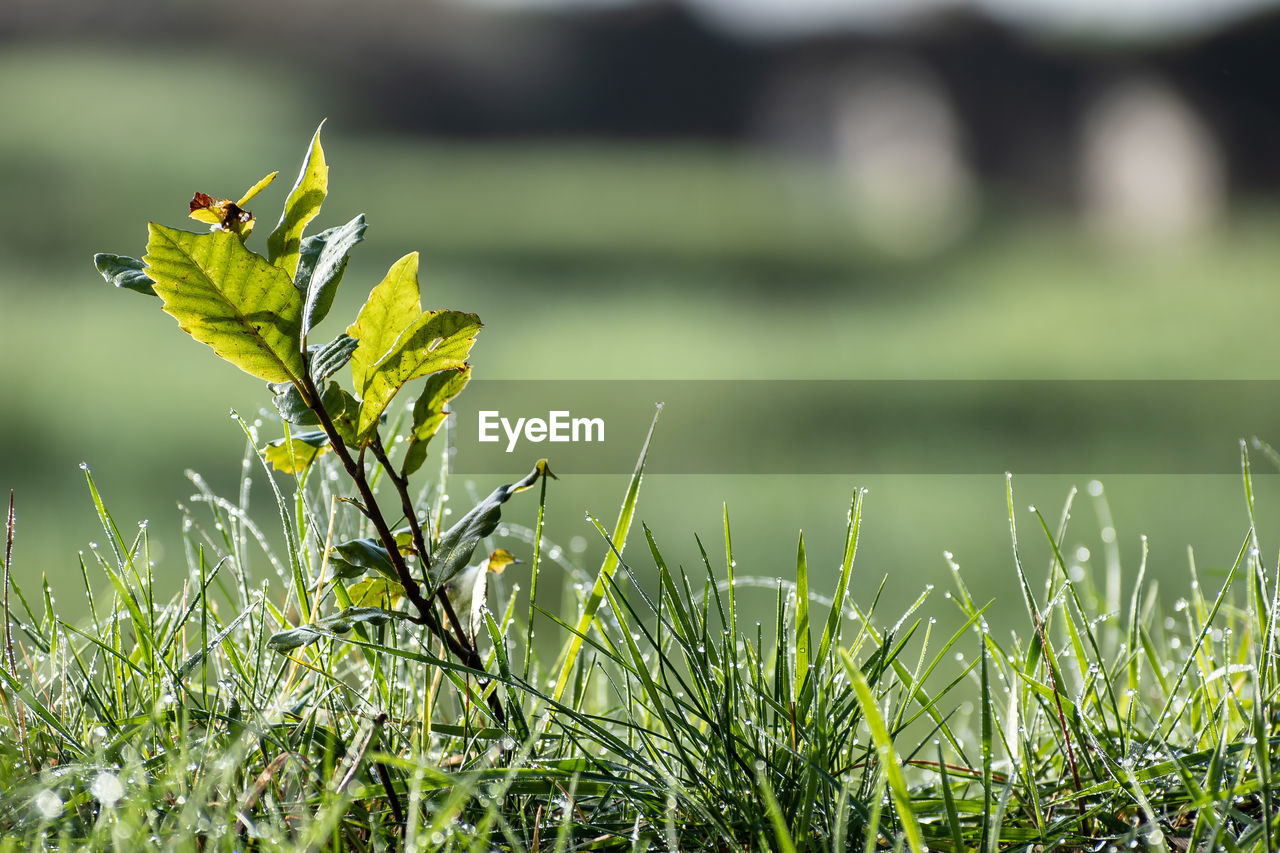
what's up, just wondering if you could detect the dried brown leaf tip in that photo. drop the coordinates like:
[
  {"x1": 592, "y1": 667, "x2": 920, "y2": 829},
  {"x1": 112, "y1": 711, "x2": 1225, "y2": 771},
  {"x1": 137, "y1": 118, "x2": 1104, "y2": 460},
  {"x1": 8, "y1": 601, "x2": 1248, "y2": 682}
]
[
  {"x1": 189, "y1": 192, "x2": 255, "y2": 236},
  {"x1": 188, "y1": 192, "x2": 215, "y2": 214}
]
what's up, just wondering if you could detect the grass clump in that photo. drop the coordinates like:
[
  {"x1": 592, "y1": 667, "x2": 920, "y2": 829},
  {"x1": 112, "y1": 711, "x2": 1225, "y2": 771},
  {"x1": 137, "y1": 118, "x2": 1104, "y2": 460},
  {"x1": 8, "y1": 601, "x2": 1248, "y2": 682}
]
[{"x1": 0, "y1": 431, "x2": 1277, "y2": 850}]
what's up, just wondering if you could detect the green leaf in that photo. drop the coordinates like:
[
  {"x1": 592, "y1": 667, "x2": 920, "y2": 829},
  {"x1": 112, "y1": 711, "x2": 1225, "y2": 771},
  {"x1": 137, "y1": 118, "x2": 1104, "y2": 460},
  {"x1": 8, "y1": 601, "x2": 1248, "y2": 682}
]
[
  {"x1": 93, "y1": 253, "x2": 156, "y2": 296},
  {"x1": 236, "y1": 170, "x2": 279, "y2": 206},
  {"x1": 347, "y1": 577, "x2": 402, "y2": 608},
  {"x1": 355, "y1": 310, "x2": 480, "y2": 440},
  {"x1": 266, "y1": 624, "x2": 321, "y2": 651},
  {"x1": 267, "y1": 606, "x2": 408, "y2": 652},
  {"x1": 347, "y1": 252, "x2": 422, "y2": 397},
  {"x1": 143, "y1": 225, "x2": 306, "y2": 385},
  {"x1": 267, "y1": 122, "x2": 328, "y2": 279},
  {"x1": 298, "y1": 214, "x2": 367, "y2": 334},
  {"x1": 269, "y1": 379, "x2": 348, "y2": 426},
  {"x1": 261, "y1": 430, "x2": 330, "y2": 473},
  {"x1": 309, "y1": 334, "x2": 359, "y2": 383},
  {"x1": 430, "y1": 460, "x2": 555, "y2": 587},
  {"x1": 402, "y1": 367, "x2": 471, "y2": 477},
  {"x1": 329, "y1": 537, "x2": 399, "y2": 581},
  {"x1": 316, "y1": 606, "x2": 407, "y2": 631}
]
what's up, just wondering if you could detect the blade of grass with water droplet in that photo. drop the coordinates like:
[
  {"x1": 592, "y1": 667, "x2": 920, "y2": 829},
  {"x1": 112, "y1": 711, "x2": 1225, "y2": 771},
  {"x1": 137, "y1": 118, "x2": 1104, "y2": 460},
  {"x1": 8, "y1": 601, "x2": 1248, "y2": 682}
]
[
  {"x1": 850, "y1": 665, "x2": 925, "y2": 853},
  {"x1": 551, "y1": 404, "x2": 660, "y2": 705}
]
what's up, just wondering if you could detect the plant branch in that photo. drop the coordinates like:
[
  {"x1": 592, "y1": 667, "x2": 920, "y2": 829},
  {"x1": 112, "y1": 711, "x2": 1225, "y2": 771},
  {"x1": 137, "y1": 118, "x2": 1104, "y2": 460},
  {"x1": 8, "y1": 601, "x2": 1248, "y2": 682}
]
[
  {"x1": 368, "y1": 436, "x2": 474, "y2": 652},
  {"x1": 298, "y1": 375, "x2": 505, "y2": 724},
  {"x1": 368, "y1": 435, "x2": 506, "y2": 724},
  {"x1": 298, "y1": 374, "x2": 430, "y2": 621}
]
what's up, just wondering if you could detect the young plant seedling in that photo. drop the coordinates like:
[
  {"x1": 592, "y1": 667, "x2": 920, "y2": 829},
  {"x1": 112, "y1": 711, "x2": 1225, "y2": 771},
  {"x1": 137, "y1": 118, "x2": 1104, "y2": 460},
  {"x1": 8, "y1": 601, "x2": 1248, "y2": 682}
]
[{"x1": 94, "y1": 124, "x2": 553, "y2": 723}]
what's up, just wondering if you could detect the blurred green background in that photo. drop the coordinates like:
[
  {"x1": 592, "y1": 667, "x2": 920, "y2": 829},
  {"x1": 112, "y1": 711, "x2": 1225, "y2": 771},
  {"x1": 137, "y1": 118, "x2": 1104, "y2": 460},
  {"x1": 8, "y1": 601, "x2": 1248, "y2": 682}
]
[{"x1": 3, "y1": 1, "x2": 1280, "y2": 631}]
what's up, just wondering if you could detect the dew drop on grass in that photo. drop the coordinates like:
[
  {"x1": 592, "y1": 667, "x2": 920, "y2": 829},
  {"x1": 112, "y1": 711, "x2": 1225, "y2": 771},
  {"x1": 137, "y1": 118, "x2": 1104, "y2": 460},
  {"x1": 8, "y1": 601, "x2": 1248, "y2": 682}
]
[
  {"x1": 91, "y1": 772, "x2": 123, "y2": 806},
  {"x1": 33, "y1": 790, "x2": 61, "y2": 819}
]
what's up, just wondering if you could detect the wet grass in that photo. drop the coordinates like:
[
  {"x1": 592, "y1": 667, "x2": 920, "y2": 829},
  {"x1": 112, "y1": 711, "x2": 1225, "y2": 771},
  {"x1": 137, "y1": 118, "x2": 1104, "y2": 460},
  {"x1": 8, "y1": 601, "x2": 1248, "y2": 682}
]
[{"x1": 0, "y1": 427, "x2": 1277, "y2": 850}]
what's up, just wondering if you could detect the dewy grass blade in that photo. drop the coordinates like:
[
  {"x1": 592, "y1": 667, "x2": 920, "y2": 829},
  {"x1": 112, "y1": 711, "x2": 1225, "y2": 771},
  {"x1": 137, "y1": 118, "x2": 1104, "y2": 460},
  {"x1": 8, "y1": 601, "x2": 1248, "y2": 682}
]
[
  {"x1": 814, "y1": 489, "x2": 864, "y2": 701},
  {"x1": 724, "y1": 503, "x2": 737, "y2": 641},
  {"x1": 850, "y1": 666, "x2": 925, "y2": 853},
  {"x1": 0, "y1": 665, "x2": 86, "y2": 754},
  {"x1": 980, "y1": 633, "x2": 994, "y2": 853},
  {"x1": 552, "y1": 403, "x2": 660, "y2": 704},
  {"x1": 524, "y1": 463, "x2": 550, "y2": 681},
  {"x1": 937, "y1": 740, "x2": 966, "y2": 853},
  {"x1": 794, "y1": 532, "x2": 811, "y2": 704},
  {"x1": 755, "y1": 760, "x2": 799, "y2": 853}
]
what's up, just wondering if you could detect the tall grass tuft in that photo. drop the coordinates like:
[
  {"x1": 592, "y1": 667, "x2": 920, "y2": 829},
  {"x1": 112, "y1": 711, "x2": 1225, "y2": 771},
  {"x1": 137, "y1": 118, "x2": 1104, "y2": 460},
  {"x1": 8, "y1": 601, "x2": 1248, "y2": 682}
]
[{"x1": 0, "y1": 430, "x2": 1277, "y2": 850}]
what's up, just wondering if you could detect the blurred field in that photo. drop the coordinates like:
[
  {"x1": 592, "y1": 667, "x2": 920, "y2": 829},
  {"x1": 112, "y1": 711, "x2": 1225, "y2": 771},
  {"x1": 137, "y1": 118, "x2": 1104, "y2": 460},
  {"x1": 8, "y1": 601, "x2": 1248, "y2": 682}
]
[{"x1": 3, "y1": 43, "x2": 1279, "y2": 629}]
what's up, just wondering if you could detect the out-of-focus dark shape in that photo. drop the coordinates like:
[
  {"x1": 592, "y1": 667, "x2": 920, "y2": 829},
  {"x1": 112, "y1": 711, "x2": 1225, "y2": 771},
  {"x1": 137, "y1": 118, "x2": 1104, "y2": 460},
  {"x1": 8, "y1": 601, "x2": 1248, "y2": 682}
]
[{"x1": 3, "y1": 0, "x2": 1279, "y2": 249}]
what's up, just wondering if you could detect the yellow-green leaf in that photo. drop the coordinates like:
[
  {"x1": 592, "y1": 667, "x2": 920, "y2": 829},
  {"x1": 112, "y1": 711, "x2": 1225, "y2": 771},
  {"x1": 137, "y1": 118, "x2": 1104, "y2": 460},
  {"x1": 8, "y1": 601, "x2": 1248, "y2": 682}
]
[
  {"x1": 267, "y1": 123, "x2": 328, "y2": 279},
  {"x1": 402, "y1": 366, "x2": 471, "y2": 477},
  {"x1": 355, "y1": 310, "x2": 480, "y2": 440},
  {"x1": 143, "y1": 225, "x2": 305, "y2": 385},
  {"x1": 261, "y1": 431, "x2": 330, "y2": 473},
  {"x1": 347, "y1": 577, "x2": 403, "y2": 608},
  {"x1": 346, "y1": 252, "x2": 422, "y2": 397},
  {"x1": 237, "y1": 171, "x2": 279, "y2": 206}
]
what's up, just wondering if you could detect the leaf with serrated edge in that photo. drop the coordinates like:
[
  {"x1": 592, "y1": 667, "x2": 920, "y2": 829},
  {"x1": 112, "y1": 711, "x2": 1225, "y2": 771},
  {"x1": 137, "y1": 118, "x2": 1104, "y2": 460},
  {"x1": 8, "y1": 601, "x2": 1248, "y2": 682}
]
[
  {"x1": 356, "y1": 310, "x2": 480, "y2": 439},
  {"x1": 144, "y1": 225, "x2": 305, "y2": 385},
  {"x1": 347, "y1": 252, "x2": 421, "y2": 397},
  {"x1": 94, "y1": 253, "x2": 156, "y2": 296},
  {"x1": 299, "y1": 214, "x2": 367, "y2": 333},
  {"x1": 267, "y1": 122, "x2": 328, "y2": 278}
]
